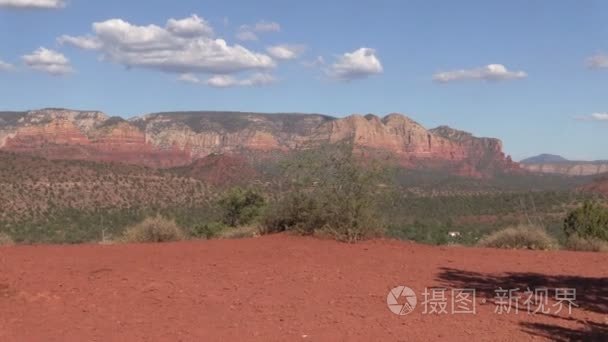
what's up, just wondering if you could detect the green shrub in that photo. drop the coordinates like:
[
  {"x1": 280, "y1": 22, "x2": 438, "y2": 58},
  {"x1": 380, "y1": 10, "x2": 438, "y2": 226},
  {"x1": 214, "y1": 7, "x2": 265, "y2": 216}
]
[
  {"x1": 261, "y1": 192, "x2": 318, "y2": 235},
  {"x1": 564, "y1": 235, "x2": 608, "y2": 252},
  {"x1": 218, "y1": 187, "x2": 265, "y2": 227},
  {"x1": 478, "y1": 225, "x2": 557, "y2": 250},
  {"x1": 262, "y1": 143, "x2": 390, "y2": 242},
  {"x1": 0, "y1": 232, "x2": 14, "y2": 246},
  {"x1": 190, "y1": 222, "x2": 226, "y2": 239},
  {"x1": 563, "y1": 201, "x2": 608, "y2": 241},
  {"x1": 122, "y1": 215, "x2": 185, "y2": 243}
]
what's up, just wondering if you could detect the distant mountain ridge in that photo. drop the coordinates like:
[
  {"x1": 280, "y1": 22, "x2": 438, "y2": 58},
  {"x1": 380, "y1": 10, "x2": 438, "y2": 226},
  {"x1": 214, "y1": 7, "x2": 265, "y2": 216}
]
[
  {"x1": 0, "y1": 108, "x2": 519, "y2": 178},
  {"x1": 521, "y1": 154, "x2": 608, "y2": 176},
  {"x1": 520, "y1": 154, "x2": 569, "y2": 164}
]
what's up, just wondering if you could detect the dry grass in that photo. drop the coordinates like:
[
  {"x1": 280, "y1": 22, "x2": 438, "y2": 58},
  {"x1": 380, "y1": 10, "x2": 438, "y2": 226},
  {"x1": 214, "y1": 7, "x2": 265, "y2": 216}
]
[
  {"x1": 565, "y1": 235, "x2": 608, "y2": 252},
  {"x1": 478, "y1": 225, "x2": 557, "y2": 251},
  {"x1": 0, "y1": 232, "x2": 14, "y2": 246},
  {"x1": 122, "y1": 215, "x2": 185, "y2": 243}
]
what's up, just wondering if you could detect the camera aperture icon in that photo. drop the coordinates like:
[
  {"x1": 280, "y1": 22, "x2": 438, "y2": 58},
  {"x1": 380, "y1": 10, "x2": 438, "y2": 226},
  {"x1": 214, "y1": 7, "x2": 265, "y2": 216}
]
[{"x1": 387, "y1": 285, "x2": 417, "y2": 315}]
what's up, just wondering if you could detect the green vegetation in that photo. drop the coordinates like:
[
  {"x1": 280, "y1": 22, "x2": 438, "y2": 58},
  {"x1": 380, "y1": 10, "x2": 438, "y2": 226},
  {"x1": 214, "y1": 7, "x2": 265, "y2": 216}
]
[
  {"x1": 0, "y1": 206, "x2": 217, "y2": 244},
  {"x1": 0, "y1": 187, "x2": 600, "y2": 246},
  {"x1": 0, "y1": 149, "x2": 606, "y2": 247},
  {"x1": 262, "y1": 144, "x2": 390, "y2": 242},
  {"x1": 477, "y1": 225, "x2": 557, "y2": 250},
  {"x1": 563, "y1": 201, "x2": 608, "y2": 242},
  {"x1": 190, "y1": 222, "x2": 227, "y2": 239},
  {"x1": 385, "y1": 190, "x2": 594, "y2": 246},
  {"x1": 218, "y1": 187, "x2": 265, "y2": 227},
  {"x1": 121, "y1": 215, "x2": 185, "y2": 243}
]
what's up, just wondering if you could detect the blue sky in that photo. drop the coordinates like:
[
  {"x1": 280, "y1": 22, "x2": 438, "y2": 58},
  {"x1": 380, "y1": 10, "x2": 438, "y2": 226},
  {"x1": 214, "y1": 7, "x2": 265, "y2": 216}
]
[{"x1": 0, "y1": 0, "x2": 607, "y2": 160}]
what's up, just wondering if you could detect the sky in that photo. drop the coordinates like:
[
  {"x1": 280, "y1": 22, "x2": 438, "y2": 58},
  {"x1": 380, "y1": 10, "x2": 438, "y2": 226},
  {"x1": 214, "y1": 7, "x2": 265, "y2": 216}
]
[{"x1": 0, "y1": 0, "x2": 607, "y2": 161}]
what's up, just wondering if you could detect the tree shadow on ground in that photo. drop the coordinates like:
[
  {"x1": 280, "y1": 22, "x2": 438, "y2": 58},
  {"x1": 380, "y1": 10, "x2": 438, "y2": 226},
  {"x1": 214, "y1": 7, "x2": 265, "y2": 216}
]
[
  {"x1": 436, "y1": 267, "x2": 608, "y2": 341},
  {"x1": 436, "y1": 267, "x2": 608, "y2": 314},
  {"x1": 520, "y1": 321, "x2": 608, "y2": 342}
]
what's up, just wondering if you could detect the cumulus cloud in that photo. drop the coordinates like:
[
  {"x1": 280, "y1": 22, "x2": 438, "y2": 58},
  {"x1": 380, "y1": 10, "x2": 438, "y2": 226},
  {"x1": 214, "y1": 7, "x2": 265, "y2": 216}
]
[
  {"x1": 586, "y1": 54, "x2": 608, "y2": 69},
  {"x1": 236, "y1": 20, "x2": 280, "y2": 41},
  {"x1": 179, "y1": 72, "x2": 276, "y2": 88},
  {"x1": 0, "y1": 0, "x2": 64, "y2": 8},
  {"x1": 327, "y1": 48, "x2": 383, "y2": 81},
  {"x1": 22, "y1": 47, "x2": 73, "y2": 75},
  {"x1": 266, "y1": 44, "x2": 305, "y2": 60},
  {"x1": 0, "y1": 59, "x2": 14, "y2": 71},
  {"x1": 577, "y1": 112, "x2": 608, "y2": 121},
  {"x1": 166, "y1": 14, "x2": 213, "y2": 37},
  {"x1": 59, "y1": 16, "x2": 275, "y2": 75},
  {"x1": 433, "y1": 64, "x2": 527, "y2": 83},
  {"x1": 58, "y1": 35, "x2": 102, "y2": 50},
  {"x1": 207, "y1": 73, "x2": 276, "y2": 87}
]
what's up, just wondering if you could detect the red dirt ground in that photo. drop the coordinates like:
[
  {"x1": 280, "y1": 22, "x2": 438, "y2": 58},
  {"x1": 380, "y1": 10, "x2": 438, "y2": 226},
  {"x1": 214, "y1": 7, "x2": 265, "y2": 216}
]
[{"x1": 1, "y1": 235, "x2": 607, "y2": 341}]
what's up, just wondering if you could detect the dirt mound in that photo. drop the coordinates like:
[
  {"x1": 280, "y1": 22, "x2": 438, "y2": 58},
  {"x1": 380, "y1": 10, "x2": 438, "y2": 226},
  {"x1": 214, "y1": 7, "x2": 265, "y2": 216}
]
[{"x1": 1, "y1": 235, "x2": 606, "y2": 341}]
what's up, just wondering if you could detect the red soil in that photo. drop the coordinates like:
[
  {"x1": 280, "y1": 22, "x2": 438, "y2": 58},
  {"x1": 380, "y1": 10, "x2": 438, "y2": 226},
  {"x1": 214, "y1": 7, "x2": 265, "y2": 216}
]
[{"x1": 1, "y1": 235, "x2": 606, "y2": 341}]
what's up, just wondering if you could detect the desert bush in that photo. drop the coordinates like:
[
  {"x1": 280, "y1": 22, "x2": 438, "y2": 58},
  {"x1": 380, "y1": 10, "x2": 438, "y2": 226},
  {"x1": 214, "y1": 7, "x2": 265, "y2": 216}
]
[
  {"x1": 0, "y1": 232, "x2": 14, "y2": 246},
  {"x1": 190, "y1": 222, "x2": 226, "y2": 239},
  {"x1": 478, "y1": 225, "x2": 557, "y2": 250},
  {"x1": 261, "y1": 191, "x2": 318, "y2": 235},
  {"x1": 563, "y1": 201, "x2": 608, "y2": 242},
  {"x1": 121, "y1": 215, "x2": 185, "y2": 243},
  {"x1": 564, "y1": 235, "x2": 608, "y2": 252},
  {"x1": 218, "y1": 187, "x2": 265, "y2": 227},
  {"x1": 262, "y1": 143, "x2": 390, "y2": 242}
]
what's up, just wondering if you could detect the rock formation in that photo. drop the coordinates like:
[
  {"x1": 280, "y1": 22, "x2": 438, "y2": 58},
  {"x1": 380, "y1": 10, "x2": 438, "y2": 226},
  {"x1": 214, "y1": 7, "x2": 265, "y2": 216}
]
[
  {"x1": 521, "y1": 154, "x2": 608, "y2": 176},
  {"x1": 0, "y1": 108, "x2": 519, "y2": 177}
]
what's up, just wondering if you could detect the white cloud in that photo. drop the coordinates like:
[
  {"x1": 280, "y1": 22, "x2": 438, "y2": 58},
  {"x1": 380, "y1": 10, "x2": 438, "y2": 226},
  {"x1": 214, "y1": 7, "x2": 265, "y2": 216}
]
[
  {"x1": 327, "y1": 48, "x2": 383, "y2": 81},
  {"x1": 586, "y1": 54, "x2": 608, "y2": 69},
  {"x1": 60, "y1": 16, "x2": 275, "y2": 75},
  {"x1": 207, "y1": 73, "x2": 276, "y2": 88},
  {"x1": 236, "y1": 28, "x2": 258, "y2": 41},
  {"x1": 253, "y1": 21, "x2": 281, "y2": 33},
  {"x1": 22, "y1": 47, "x2": 73, "y2": 75},
  {"x1": 166, "y1": 14, "x2": 213, "y2": 37},
  {"x1": 178, "y1": 72, "x2": 276, "y2": 88},
  {"x1": 592, "y1": 113, "x2": 608, "y2": 121},
  {"x1": 235, "y1": 20, "x2": 280, "y2": 41},
  {"x1": 177, "y1": 73, "x2": 202, "y2": 84},
  {"x1": 433, "y1": 64, "x2": 527, "y2": 83},
  {"x1": 266, "y1": 44, "x2": 305, "y2": 60},
  {"x1": 0, "y1": 59, "x2": 14, "y2": 71},
  {"x1": 577, "y1": 112, "x2": 608, "y2": 121},
  {"x1": 0, "y1": 0, "x2": 64, "y2": 8},
  {"x1": 58, "y1": 35, "x2": 102, "y2": 50}
]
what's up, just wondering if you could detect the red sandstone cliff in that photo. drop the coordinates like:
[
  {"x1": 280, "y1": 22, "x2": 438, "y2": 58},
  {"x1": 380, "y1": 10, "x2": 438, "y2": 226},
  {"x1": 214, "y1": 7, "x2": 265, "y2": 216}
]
[{"x1": 0, "y1": 108, "x2": 518, "y2": 177}]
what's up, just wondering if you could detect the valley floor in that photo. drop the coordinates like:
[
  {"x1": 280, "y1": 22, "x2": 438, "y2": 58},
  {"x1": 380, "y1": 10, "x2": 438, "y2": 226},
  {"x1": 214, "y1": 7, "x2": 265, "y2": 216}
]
[{"x1": 1, "y1": 235, "x2": 606, "y2": 341}]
